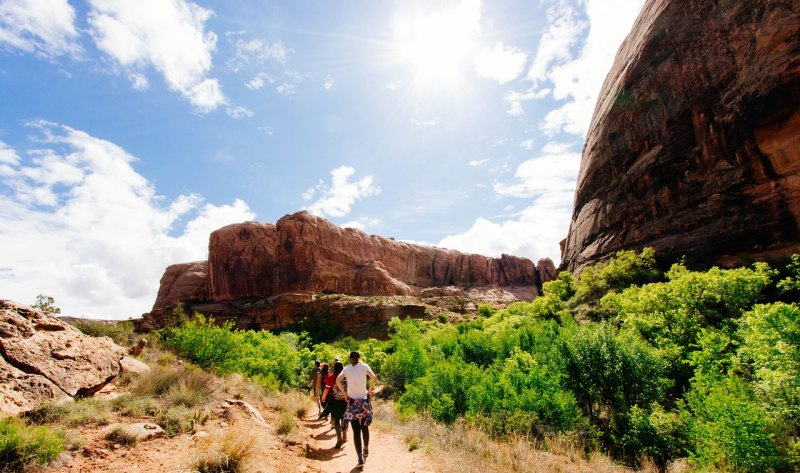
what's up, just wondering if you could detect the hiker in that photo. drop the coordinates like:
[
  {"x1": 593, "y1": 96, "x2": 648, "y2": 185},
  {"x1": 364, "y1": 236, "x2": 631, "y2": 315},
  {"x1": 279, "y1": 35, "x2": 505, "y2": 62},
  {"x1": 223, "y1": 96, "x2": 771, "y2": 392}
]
[
  {"x1": 319, "y1": 357, "x2": 340, "y2": 420},
  {"x1": 321, "y1": 361, "x2": 348, "y2": 448},
  {"x1": 308, "y1": 360, "x2": 321, "y2": 414},
  {"x1": 335, "y1": 350, "x2": 376, "y2": 468},
  {"x1": 317, "y1": 363, "x2": 330, "y2": 419}
]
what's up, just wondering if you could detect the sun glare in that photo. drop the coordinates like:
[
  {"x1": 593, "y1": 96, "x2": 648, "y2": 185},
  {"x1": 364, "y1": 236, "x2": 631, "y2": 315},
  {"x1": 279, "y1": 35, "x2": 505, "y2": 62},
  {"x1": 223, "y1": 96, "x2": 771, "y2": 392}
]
[{"x1": 393, "y1": 2, "x2": 480, "y2": 87}]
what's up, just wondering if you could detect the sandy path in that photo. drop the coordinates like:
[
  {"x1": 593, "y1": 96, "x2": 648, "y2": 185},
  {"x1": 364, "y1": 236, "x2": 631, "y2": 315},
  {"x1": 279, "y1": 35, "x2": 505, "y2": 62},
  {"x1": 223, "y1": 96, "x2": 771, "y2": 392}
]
[{"x1": 302, "y1": 410, "x2": 436, "y2": 473}]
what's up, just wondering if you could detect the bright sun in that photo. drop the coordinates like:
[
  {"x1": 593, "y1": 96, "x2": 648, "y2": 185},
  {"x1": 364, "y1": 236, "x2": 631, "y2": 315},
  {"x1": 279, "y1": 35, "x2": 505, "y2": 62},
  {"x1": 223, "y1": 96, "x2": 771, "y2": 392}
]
[{"x1": 393, "y1": 3, "x2": 480, "y2": 86}]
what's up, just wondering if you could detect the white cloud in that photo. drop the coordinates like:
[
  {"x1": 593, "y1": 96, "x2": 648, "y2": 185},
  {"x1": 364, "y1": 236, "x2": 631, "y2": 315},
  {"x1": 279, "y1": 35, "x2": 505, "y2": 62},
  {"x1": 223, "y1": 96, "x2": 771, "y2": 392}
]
[
  {"x1": 227, "y1": 38, "x2": 288, "y2": 72},
  {"x1": 469, "y1": 159, "x2": 488, "y2": 167},
  {"x1": 494, "y1": 142, "x2": 580, "y2": 197},
  {"x1": 386, "y1": 82, "x2": 399, "y2": 91},
  {"x1": 87, "y1": 0, "x2": 226, "y2": 112},
  {"x1": 0, "y1": 0, "x2": 81, "y2": 58},
  {"x1": 439, "y1": 142, "x2": 580, "y2": 263},
  {"x1": 505, "y1": 0, "x2": 644, "y2": 136},
  {"x1": 276, "y1": 83, "x2": 296, "y2": 96},
  {"x1": 519, "y1": 139, "x2": 534, "y2": 150},
  {"x1": 323, "y1": 75, "x2": 334, "y2": 90},
  {"x1": 341, "y1": 217, "x2": 381, "y2": 231},
  {"x1": 0, "y1": 122, "x2": 254, "y2": 318},
  {"x1": 526, "y1": 2, "x2": 586, "y2": 85},
  {"x1": 304, "y1": 166, "x2": 381, "y2": 218},
  {"x1": 473, "y1": 42, "x2": 528, "y2": 84},
  {"x1": 128, "y1": 72, "x2": 149, "y2": 90},
  {"x1": 226, "y1": 105, "x2": 253, "y2": 119},
  {"x1": 438, "y1": 190, "x2": 573, "y2": 263},
  {"x1": 246, "y1": 73, "x2": 272, "y2": 90}
]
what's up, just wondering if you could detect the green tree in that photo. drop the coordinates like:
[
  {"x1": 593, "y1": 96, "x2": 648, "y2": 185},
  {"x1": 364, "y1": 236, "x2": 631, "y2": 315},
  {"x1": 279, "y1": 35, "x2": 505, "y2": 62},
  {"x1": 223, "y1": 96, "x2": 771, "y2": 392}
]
[{"x1": 31, "y1": 294, "x2": 60, "y2": 316}]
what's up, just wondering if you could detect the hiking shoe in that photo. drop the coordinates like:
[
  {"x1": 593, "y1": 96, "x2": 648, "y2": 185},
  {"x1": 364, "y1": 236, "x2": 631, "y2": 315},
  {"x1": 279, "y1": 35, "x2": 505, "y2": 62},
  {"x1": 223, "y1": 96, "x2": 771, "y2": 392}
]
[
  {"x1": 364, "y1": 448, "x2": 369, "y2": 458},
  {"x1": 334, "y1": 440, "x2": 342, "y2": 449},
  {"x1": 357, "y1": 458, "x2": 364, "y2": 468}
]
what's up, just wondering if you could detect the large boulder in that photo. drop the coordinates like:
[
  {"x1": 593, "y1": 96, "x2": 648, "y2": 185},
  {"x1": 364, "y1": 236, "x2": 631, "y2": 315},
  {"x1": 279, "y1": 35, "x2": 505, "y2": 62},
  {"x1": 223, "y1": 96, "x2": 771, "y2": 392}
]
[
  {"x1": 0, "y1": 300, "x2": 127, "y2": 414},
  {"x1": 562, "y1": 0, "x2": 800, "y2": 271}
]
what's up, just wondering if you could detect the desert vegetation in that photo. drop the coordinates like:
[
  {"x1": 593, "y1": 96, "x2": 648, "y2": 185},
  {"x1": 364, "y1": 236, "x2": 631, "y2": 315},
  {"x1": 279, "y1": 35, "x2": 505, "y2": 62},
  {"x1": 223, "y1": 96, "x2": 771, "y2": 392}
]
[
  {"x1": 4, "y1": 250, "x2": 798, "y2": 472},
  {"x1": 155, "y1": 249, "x2": 800, "y2": 472}
]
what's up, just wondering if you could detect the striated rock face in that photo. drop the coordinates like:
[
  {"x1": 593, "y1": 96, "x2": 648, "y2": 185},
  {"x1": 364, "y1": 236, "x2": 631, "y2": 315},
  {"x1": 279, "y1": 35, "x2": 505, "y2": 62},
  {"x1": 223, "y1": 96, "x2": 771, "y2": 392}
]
[
  {"x1": 563, "y1": 0, "x2": 800, "y2": 271},
  {"x1": 155, "y1": 211, "x2": 556, "y2": 310},
  {"x1": 152, "y1": 261, "x2": 209, "y2": 311},
  {"x1": 0, "y1": 300, "x2": 127, "y2": 415}
]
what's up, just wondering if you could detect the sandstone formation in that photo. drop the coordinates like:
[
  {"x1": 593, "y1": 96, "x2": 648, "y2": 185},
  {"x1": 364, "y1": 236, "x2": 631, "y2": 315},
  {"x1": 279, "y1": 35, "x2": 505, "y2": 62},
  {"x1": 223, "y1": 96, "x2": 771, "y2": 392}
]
[
  {"x1": 147, "y1": 212, "x2": 556, "y2": 334},
  {"x1": 562, "y1": 0, "x2": 800, "y2": 271},
  {"x1": 0, "y1": 300, "x2": 128, "y2": 415}
]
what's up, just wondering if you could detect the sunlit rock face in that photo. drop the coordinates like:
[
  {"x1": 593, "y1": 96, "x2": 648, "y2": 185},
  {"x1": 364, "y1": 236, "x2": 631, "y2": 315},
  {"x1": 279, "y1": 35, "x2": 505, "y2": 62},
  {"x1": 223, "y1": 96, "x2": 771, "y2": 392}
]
[
  {"x1": 148, "y1": 211, "x2": 556, "y2": 335},
  {"x1": 562, "y1": 0, "x2": 800, "y2": 271}
]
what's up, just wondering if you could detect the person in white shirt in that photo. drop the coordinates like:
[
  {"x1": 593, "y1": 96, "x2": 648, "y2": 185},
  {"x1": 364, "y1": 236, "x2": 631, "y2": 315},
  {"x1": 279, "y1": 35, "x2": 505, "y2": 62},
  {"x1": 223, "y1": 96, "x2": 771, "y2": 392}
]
[{"x1": 335, "y1": 350, "x2": 376, "y2": 468}]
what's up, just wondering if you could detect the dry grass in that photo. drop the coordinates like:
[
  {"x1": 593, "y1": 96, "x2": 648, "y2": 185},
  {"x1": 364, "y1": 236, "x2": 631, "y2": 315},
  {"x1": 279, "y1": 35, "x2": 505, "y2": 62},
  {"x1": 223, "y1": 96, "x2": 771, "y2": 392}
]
[
  {"x1": 371, "y1": 401, "x2": 652, "y2": 473},
  {"x1": 193, "y1": 425, "x2": 257, "y2": 473},
  {"x1": 272, "y1": 390, "x2": 310, "y2": 420},
  {"x1": 25, "y1": 398, "x2": 112, "y2": 427},
  {"x1": 103, "y1": 425, "x2": 140, "y2": 446},
  {"x1": 165, "y1": 371, "x2": 213, "y2": 408}
]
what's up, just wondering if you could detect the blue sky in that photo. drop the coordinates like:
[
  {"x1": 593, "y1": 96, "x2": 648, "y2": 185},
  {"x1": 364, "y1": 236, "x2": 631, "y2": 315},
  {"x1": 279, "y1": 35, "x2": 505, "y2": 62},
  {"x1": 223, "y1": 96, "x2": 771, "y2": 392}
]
[{"x1": 0, "y1": 0, "x2": 644, "y2": 318}]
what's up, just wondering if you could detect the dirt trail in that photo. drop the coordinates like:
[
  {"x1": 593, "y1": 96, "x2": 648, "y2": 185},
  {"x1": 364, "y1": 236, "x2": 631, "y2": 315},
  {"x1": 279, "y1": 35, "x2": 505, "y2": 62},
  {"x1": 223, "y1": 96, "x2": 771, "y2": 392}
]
[{"x1": 301, "y1": 409, "x2": 436, "y2": 473}]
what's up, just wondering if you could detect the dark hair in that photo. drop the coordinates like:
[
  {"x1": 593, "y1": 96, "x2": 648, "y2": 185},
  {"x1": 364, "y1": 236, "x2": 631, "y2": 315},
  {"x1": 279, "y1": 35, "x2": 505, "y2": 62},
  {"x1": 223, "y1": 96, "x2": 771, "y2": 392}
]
[
  {"x1": 320, "y1": 363, "x2": 329, "y2": 378},
  {"x1": 349, "y1": 351, "x2": 360, "y2": 365},
  {"x1": 333, "y1": 361, "x2": 344, "y2": 376},
  {"x1": 314, "y1": 360, "x2": 321, "y2": 366}
]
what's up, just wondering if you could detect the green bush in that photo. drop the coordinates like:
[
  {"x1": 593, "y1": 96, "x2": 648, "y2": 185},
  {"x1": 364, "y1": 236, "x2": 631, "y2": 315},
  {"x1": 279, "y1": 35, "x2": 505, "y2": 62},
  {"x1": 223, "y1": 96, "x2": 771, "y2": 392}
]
[
  {"x1": 466, "y1": 349, "x2": 583, "y2": 437},
  {"x1": 619, "y1": 404, "x2": 687, "y2": 468},
  {"x1": 738, "y1": 302, "x2": 800, "y2": 428},
  {"x1": 684, "y1": 377, "x2": 784, "y2": 472},
  {"x1": 70, "y1": 319, "x2": 134, "y2": 345},
  {"x1": 572, "y1": 248, "x2": 661, "y2": 306},
  {"x1": 560, "y1": 323, "x2": 669, "y2": 425},
  {"x1": 0, "y1": 417, "x2": 65, "y2": 470},
  {"x1": 161, "y1": 315, "x2": 301, "y2": 389}
]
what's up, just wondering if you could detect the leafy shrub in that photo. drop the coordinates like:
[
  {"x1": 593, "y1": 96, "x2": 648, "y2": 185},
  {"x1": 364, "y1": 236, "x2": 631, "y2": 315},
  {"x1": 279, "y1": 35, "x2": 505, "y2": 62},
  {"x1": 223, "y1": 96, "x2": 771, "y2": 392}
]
[
  {"x1": 603, "y1": 262, "x2": 775, "y2": 394},
  {"x1": 684, "y1": 377, "x2": 784, "y2": 472},
  {"x1": 70, "y1": 319, "x2": 134, "y2": 345},
  {"x1": 0, "y1": 417, "x2": 65, "y2": 470},
  {"x1": 466, "y1": 349, "x2": 583, "y2": 437},
  {"x1": 619, "y1": 404, "x2": 687, "y2": 468},
  {"x1": 560, "y1": 323, "x2": 669, "y2": 426},
  {"x1": 399, "y1": 359, "x2": 481, "y2": 424},
  {"x1": 737, "y1": 302, "x2": 800, "y2": 427},
  {"x1": 572, "y1": 248, "x2": 661, "y2": 306},
  {"x1": 161, "y1": 315, "x2": 301, "y2": 389},
  {"x1": 477, "y1": 304, "x2": 495, "y2": 318}
]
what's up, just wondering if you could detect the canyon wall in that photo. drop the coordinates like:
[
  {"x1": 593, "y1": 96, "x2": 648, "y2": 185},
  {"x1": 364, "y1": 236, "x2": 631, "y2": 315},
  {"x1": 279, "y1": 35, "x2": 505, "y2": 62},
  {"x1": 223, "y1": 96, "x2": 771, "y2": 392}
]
[{"x1": 563, "y1": 0, "x2": 800, "y2": 271}]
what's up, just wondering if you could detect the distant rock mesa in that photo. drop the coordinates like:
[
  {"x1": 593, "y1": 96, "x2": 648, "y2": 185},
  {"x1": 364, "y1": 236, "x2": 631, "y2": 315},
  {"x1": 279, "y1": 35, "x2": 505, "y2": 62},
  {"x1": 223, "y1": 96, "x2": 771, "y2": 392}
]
[
  {"x1": 146, "y1": 211, "x2": 555, "y2": 335},
  {"x1": 563, "y1": 0, "x2": 800, "y2": 271}
]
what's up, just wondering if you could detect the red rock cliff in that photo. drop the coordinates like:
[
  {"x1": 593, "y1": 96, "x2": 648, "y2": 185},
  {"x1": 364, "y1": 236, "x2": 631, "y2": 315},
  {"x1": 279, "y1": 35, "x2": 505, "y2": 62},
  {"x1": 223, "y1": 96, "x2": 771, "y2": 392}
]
[
  {"x1": 562, "y1": 0, "x2": 800, "y2": 271},
  {"x1": 154, "y1": 211, "x2": 555, "y2": 310}
]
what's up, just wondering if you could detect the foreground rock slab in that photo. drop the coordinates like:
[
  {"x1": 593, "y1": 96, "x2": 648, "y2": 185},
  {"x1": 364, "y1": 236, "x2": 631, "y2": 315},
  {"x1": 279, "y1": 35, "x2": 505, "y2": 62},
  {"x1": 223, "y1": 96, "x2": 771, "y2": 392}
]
[{"x1": 0, "y1": 300, "x2": 128, "y2": 415}]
